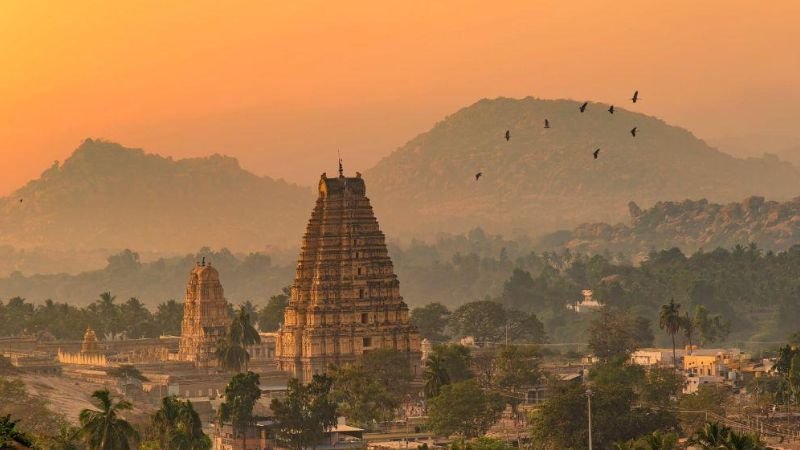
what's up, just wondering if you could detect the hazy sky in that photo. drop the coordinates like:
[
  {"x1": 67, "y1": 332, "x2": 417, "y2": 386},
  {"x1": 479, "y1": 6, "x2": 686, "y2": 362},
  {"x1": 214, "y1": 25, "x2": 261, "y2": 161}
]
[{"x1": 1, "y1": 1, "x2": 799, "y2": 195}]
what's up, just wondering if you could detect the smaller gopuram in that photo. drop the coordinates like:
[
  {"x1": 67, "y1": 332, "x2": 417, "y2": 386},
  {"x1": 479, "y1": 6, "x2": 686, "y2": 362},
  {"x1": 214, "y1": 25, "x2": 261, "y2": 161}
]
[
  {"x1": 80, "y1": 327, "x2": 101, "y2": 354},
  {"x1": 178, "y1": 260, "x2": 232, "y2": 367},
  {"x1": 58, "y1": 327, "x2": 107, "y2": 366}
]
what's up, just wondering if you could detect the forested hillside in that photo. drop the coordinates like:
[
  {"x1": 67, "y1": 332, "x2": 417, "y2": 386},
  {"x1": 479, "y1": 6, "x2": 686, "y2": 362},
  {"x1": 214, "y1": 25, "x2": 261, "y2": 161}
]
[{"x1": 366, "y1": 97, "x2": 800, "y2": 237}]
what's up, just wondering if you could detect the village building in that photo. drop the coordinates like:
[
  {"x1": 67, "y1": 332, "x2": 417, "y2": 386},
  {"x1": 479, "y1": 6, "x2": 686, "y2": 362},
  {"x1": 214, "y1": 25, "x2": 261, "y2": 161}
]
[
  {"x1": 275, "y1": 170, "x2": 422, "y2": 382},
  {"x1": 566, "y1": 289, "x2": 602, "y2": 313}
]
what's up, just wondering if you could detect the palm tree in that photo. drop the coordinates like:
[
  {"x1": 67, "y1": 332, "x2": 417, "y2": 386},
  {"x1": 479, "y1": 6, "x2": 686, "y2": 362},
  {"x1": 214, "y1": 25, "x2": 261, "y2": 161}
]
[
  {"x1": 215, "y1": 338, "x2": 251, "y2": 373},
  {"x1": 152, "y1": 396, "x2": 210, "y2": 450},
  {"x1": 96, "y1": 292, "x2": 119, "y2": 340},
  {"x1": 689, "y1": 422, "x2": 729, "y2": 449},
  {"x1": 659, "y1": 298, "x2": 682, "y2": 368},
  {"x1": 216, "y1": 307, "x2": 261, "y2": 372},
  {"x1": 724, "y1": 430, "x2": 765, "y2": 450},
  {"x1": 638, "y1": 431, "x2": 678, "y2": 450},
  {"x1": 423, "y1": 354, "x2": 450, "y2": 399},
  {"x1": 232, "y1": 306, "x2": 261, "y2": 347},
  {"x1": 682, "y1": 312, "x2": 696, "y2": 354},
  {"x1": 0, "y1": 415, "x2": 33, "y2": 449},
  {"x1": 79, "y1": 389, "x2": 139, "y2": 450}
]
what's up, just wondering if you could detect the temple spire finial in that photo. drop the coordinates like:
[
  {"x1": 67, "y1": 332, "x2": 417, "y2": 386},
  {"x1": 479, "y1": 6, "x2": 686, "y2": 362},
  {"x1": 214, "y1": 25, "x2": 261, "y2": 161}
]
[{"x1": 338, "y1": 149, "x2": 344, "y2": 178}]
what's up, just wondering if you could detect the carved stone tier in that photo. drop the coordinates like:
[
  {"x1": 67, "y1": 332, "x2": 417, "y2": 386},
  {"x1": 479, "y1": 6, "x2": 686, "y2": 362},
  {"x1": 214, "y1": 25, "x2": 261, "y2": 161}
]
[
  {"x1": 276, "y1": 171, "x2": 421, "y2": 382},
  {"x1": 178, "y1": 263, "x2": 231, "y2": 367}
]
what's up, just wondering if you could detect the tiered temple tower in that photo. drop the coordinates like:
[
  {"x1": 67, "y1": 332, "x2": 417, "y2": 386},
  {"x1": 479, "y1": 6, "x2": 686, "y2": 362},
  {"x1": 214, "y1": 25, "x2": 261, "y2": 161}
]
[
  {"x1": 80, "y1": 327, "x2": 101, "y2": 354},
  {"x1": 275, "y1": 170, "x2": 421, "y2": 382},
  {"x1": 178, "y1": 261, "x2": 231, "y2": 367}
]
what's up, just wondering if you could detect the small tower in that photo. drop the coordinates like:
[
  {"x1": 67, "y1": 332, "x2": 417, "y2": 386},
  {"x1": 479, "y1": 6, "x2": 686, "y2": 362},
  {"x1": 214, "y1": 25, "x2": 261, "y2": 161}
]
[
  {"x1": 178, "y1": 261, "x2": 232, "y2": 367},
  {"x1": 80, "y1": 327, "x2": 101, "y2": 355}
]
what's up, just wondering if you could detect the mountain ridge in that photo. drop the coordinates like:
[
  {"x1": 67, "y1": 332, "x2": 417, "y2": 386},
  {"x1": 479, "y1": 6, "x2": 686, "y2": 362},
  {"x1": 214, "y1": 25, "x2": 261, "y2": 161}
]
[
  {"x1": 365, "y1": 97, "x2": 800, "y2": 238},
  {"x1": 0, "y1": 139, "x2": 313, "y2": 253}
]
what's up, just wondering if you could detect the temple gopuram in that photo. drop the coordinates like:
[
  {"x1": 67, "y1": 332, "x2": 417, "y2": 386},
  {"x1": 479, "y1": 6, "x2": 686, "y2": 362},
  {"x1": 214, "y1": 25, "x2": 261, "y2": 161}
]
[
  {"x1": 275, "y1": 168, "x2": 421, "y2": 382},
  {"x1": 177, "y1": 260, "x2": 232, "y2": 367}
]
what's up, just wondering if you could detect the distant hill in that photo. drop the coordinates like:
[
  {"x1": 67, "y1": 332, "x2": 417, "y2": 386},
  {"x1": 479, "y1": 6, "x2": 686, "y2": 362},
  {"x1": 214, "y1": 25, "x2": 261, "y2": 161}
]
[
  {"x1": 0, "y1": 139, "x2": 313, "y2": 254},
  {"x1": 538, "y1": 196, "x2": 800, "y2": 260},
  {"x1": 709, "y1": 133, "x2": 800, "y2": 167},
  {"x1": 365, "y1": 97, "x2": 800, "y2": 238}
]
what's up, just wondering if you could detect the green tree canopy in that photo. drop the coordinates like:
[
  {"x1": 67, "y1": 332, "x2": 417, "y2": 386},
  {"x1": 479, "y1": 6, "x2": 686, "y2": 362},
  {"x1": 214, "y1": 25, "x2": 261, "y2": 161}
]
[
  {"x1": 588, "y1": 306, "x2": 652, "y2": 361},
  {"x1": 0, "y1": 415, "x2": 33, "y2": 449},
  {"x1": 329, "y1": 362, "x2": 400, "y2": 428},
  {"x1": 79, "y1": 389, "x2": 139, "y2": 450},
  {"x1": 219, "y1": 371, "x2": 261, "y2": 448},
  {"x1": 659, "y1": 299, "x2": 683, "y2": 368},
  {"x1": 147, "y1": 396, "x2": 210, "y2": 450},
  {"x1": 410, "y1": 302, "x2": 451, "y2": 342},
  {"x1": 427, "y1": 380, "x2": 504, "y2": 438},
  {"x1": 270, "y1": 375, "x2": 338, "y2": 450},
  {"x1": 258, "y1": 287, "x2": 290, "y2": 332}
]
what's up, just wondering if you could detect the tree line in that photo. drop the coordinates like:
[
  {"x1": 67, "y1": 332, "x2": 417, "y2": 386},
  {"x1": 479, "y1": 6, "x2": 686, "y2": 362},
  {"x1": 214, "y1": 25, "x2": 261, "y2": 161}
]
[{"x1": 0, "y1": 287, "x2": 291, "y2": 341}]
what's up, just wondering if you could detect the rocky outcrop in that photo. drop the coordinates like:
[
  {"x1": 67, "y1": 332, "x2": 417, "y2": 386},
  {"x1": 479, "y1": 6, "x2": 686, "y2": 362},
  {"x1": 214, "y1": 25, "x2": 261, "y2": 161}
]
[{"x1": 549, "y1": 196, "x2": 800, "y2": 259}]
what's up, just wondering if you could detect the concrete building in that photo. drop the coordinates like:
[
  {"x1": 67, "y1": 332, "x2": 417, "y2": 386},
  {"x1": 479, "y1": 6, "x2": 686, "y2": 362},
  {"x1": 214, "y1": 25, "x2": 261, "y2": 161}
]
[{"x1": 275, "y1": 170, "x2": 421, "y2": 382}]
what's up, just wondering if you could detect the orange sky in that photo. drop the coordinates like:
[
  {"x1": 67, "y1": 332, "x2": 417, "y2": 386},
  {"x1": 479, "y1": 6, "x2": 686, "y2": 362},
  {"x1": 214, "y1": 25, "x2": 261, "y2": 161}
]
[{"x1": 1, "y1": 1, "x2": 798, "y2": 194}]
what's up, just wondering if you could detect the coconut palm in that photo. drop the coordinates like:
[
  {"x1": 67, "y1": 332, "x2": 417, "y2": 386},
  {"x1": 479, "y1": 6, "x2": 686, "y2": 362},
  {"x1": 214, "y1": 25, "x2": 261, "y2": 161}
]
[
  {"x1": 638, "y1": 431, "x2": 678, "y2": 450},
  {"x1": 215, "y1": 338, "x2": 251, "y2": 373},
  {"x1": 659, "y1": 298, "x2": 682, "y2": 368},
  {"x1": 79, "y1": 389, "x2": 138, "y2": 450},
  {"x1": 95, "y1": 292, "x2": 120, "y2": 339},
  {"x1": 216, "y1": 306, "x2": 261, "y2": 372},
  {"x1": 724, "y1": 430, "x2": 765, "y2": 450},
  {"x1": 423, "y1": 354, "x2": 450, "y2": 399},
  {"x1": 689, "y1": 422, "x2": 729, "y2": 449},
  {"x1": 682, "y1": 312, "x2": 696, "y2": 353},
  {"x1": 151, "y1": 396, "x2": 210, "y2": 450},
  {"x1": 231, "y1": 306, "x2": 261, "y2": 347}
]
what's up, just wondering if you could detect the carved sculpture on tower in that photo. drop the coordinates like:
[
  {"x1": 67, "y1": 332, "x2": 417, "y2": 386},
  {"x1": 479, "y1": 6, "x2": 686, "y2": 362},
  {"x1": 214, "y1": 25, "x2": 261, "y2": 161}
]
[
  {"x1": 178, "y1": 260, "x2": 231, "y2": 367},
  {"x1": 275, "y1": 169, "x2": 422, "y2": 382}
]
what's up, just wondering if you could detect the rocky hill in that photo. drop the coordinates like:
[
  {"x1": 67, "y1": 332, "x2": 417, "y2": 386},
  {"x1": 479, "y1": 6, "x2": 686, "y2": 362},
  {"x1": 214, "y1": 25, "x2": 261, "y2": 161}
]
[
  {"x1": 365, "y1": 97, "x2": 800, "y2": 238},
  {"x1": 0, "y1": 139, "x2": 313, "y2": 254},
  {"x1": 539, "y1": 196, "x2": 800, "y2": 259}
]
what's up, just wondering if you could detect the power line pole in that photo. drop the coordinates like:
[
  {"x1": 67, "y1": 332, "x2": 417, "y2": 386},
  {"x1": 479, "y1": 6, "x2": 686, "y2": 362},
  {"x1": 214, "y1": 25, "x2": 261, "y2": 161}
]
[{"x1": 587, "y1": 388, "x2": 593, "y2": 450}]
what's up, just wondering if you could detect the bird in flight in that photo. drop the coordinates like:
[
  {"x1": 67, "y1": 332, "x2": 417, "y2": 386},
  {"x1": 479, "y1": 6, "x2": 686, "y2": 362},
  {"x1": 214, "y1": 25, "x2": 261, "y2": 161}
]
[
  {"x1": 631, "y1": 90, "x2": 639, "y2": 103},
  {"x1": 475, "y1": 172, "x2": 483, "y2": 181},
  {"x1": 593, "y1": 148, "x2": 601, "y2": 159},
  {"x1": 504, "y1": 130, "x2": 511, "y2": 141},
  {"x1": 544, "y1": 119, "x2": 550, "y2": 129},
  {"x1": 608, "y1": 105, "x2": 615, "y2": 114},
  {"x1": 631, "y1": 127, "x2": 638, "y2": 137},
  {"x1": 579, "y1": 102, "x2": 588, "y2": 113}
]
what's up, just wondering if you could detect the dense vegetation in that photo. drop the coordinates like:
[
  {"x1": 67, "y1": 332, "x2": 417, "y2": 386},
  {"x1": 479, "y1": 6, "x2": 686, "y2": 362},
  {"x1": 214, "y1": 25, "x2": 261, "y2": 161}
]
[
  {"x1": 3, "y1": 230, "x2": 800, "y2": 348},
  {"x1": 0, "y1": 288, "x2": 289, "y2": 340},
  {"x1": 409, "y1": 240, "x2": 800, "y2": 347}
]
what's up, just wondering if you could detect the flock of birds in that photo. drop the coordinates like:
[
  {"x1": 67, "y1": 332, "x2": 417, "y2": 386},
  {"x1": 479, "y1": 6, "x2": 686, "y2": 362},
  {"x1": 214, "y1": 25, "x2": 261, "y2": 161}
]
[{"x1": 475, "y1": 90, "x2": 640, "y2": 181}]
